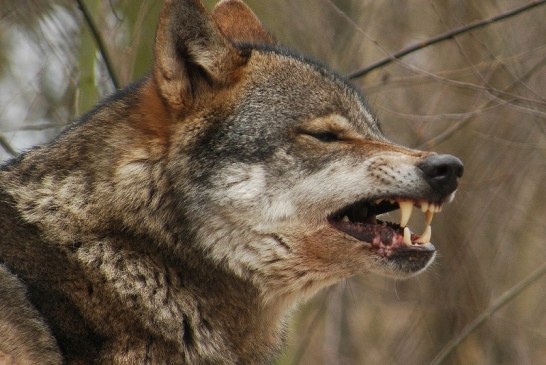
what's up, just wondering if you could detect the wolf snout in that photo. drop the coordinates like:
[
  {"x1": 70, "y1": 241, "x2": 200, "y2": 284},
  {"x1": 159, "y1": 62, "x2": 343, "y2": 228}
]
[{"x1": 417, "y1": 154, "x2": 464, "y2": 196}]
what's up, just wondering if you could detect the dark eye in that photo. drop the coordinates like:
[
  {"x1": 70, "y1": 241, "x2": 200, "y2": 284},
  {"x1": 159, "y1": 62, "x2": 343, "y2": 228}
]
[{"x1": 306, "y1": 131, "x2": 340, "y2": 142}]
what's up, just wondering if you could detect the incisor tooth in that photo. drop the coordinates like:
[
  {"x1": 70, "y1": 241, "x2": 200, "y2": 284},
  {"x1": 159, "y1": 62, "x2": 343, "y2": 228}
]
[
  {"x1": 421, "y1": 202, "x2": 429, "y2": 213},
  {"x1": 415, "y1": 225, "x2": 432, "y2": 243},
  {"x1": 429, "y1": 204, "x2": 443, "y2": 213},
  {"x1": 425, "y1": 211, "x2": 434, "y2": 225},
  {"x1": 399, "y1": 201, "x2": 413, "y2": 227},
  {"x1": 403, "y1": 227, "x2": 412, "y2": 246}
]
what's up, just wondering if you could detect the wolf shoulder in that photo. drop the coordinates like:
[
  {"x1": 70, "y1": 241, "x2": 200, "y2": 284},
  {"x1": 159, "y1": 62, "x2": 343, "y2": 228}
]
[
  {"x1": 0, "y1": 264, "x2": 61, "y2": 365},
  {"x1": 0, "y1": 175, "x2": 61, "y2": 365}
]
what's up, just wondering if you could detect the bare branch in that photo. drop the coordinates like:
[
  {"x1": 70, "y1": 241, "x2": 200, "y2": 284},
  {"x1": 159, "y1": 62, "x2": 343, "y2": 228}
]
[
  {"x1": 75, "y1": 0, "x2": 120, "y2": 89},
  {"x1": 347, "y1": 0, "x2": 546, "y2": 79},
  {"x1": 361, "y1": 46, "x2": 546, "y2": 94},
  {"x1": 418, "y1": 55, "x2": 546, "y2": 149},
  {"x1": 12, "y1": 123, "x2": 59, "y2": 131},
  {"x1": 326, "y1": 0, "x2": 546, "y2": 107},
  {"x1": 0, "y1": 133, "x2": 17, "y2": 156},
  {"x1": 429, "y1": 261, "x2": 546, "y2": 365}
]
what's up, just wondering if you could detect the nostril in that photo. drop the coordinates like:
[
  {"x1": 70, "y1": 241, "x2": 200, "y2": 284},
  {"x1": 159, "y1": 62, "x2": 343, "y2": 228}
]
[
  {"x1": 418, "y1": 154, "x2": 464, "y2": 195},
  {"x1": 433, "y1": 165, "x2": 450, "y2": 178},
  {"x1": 419, "y1": 154, "x2": 464, "y2": 179}
]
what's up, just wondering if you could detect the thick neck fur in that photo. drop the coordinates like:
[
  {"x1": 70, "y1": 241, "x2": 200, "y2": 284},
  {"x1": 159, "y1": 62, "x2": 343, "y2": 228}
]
[{"x1": 0, "y1": 83, "x2": 289, "y2": 364}]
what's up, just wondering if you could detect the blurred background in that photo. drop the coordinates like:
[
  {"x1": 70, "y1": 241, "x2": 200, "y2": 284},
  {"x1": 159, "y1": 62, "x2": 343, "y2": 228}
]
[{"x1": 0, "y1": 1, "x2": 544, "y2": 364}]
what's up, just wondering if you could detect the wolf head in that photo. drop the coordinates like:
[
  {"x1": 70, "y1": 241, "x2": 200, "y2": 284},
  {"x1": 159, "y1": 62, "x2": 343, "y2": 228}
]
[{"x1": 134, "y1": 0, "x2": 463, "y2": 302}]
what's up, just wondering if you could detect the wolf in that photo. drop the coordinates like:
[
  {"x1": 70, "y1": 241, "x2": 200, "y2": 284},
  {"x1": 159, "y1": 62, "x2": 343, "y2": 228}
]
[{"x1": 0, "y1": 0, "x2": 463, "y2": 364}]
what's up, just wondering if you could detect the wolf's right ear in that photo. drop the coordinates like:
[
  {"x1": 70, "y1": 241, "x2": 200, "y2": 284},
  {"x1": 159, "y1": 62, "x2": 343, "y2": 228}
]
[{"x1": 153, "y1": 0, "x2": 249, "y2": 112}]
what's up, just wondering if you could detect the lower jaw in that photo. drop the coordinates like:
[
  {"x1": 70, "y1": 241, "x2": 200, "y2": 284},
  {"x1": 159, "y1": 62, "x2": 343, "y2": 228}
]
[
  {"x1": 327, "y1": 221, "x2": 437, "y2": 275},
  {"x1": 377, "y1": 240, "x2": 435, "y2": 258},
  {"x1": 329, "y1": 220, "x2": 432, "y2": 254},
  {"x1": 385, "y1": 247, "x2": 437, "y2": 277}
]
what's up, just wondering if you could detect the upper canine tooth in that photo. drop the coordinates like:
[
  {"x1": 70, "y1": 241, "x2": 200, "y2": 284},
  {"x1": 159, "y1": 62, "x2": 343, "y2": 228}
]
[
  {"x1": 415, "y1": 225, "x2": 432, "y2": 244},
  {"x1": 399, "y1": 201, "x2": 413, "y2": 227},
  {"x1": 403, "y1": 227, "x2": 412, "y2": 246}
]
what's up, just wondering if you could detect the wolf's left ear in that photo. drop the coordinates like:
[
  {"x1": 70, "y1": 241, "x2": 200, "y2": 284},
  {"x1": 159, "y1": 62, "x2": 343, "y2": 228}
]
[
  {"x1": 153, "y1": 0, "x2": 248, "y2": 112},
  {"x1": 212, "y1": 0, "x2": 275, "y2": 46}
]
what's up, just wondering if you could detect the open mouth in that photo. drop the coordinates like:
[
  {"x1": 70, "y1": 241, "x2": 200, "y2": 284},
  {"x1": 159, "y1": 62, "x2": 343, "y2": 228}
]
[{"x1": 328, "y1": 198, "x2": 442, "y2": 257}]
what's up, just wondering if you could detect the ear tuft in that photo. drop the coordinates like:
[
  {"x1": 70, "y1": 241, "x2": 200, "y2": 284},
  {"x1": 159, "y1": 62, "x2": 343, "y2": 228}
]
[
  {"x1": 153, "y1": 0, "x2": 248, "y2": 112},
  {"x1": 212, "y1": 0, "x2": 275, "y2": 46}
]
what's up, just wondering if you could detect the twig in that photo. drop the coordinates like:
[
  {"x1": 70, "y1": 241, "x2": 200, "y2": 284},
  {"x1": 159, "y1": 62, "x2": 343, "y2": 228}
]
[
  {"x1": 418, "y1": 55, "x2": 546, "y2": 149},
  {"x1": 0, "y1": 135, "x2": 17, "y2": 156},
  {"x1": 75, "y1": 0, "x2": 120, "y2": 89},
  {"x1": 0, "y1": 133, "x2": 17, "y2": 156},
  {"x1": 348, "y1": 0, "x2": 546, "y2": 79},
  {"x1": 429, "y1": 261, "x2": 546, "y2": 365}
]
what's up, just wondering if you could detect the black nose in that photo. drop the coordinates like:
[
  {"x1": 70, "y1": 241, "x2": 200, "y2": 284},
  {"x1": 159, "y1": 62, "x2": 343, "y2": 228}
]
[{"x1": 417, "y1": 154, "x2": 464, "y2": 196}]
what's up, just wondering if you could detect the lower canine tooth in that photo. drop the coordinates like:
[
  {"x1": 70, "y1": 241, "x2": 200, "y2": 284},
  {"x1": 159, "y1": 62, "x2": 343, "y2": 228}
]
[
  {"x1": 342, "y1": 215, "x2": 350, "y2": 222},
  {"x1": 403, "y1": 227, "x2": 412, "y2": 246},
  {"x1": 415, "y1": 225, "x2": 432, "y2": 243},
  {"x1": 425, "y1": 211, "x2": 434, "y2": 225}
]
